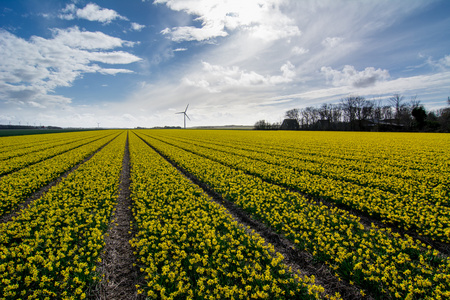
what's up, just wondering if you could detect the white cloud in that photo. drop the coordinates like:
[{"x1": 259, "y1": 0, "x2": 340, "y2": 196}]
[
  {"x1": 0, "y1": 28, "x2": 141, "y2": 107},
  {"x1": 59, "y1": 3, "x2": 128, "y2": 24},
  {"x1": 50, "y1": 27, "x2": 136, "y2": 49},
  {"x1": 161, "y1": 24, "x2": 228, "y2": 42},
  {"x1": 88, "y1": 51, "x2": 142, "y2": 64},
  {"x1": 59, "y1": 4, "x2": 76, "y2": 20},
  {"x1": 98, "y1": 68, "x2": 134, "y2": 75},
  {"x1": 439, "y1": 55, "x2": 450, "y2": 67},
  {"x1": 321, "y1": 65, "x2": 390, "y2": 88},
  {"x1": 182, "y1": 78, "x2": 219, "y2": 93},
  {"x1": 292, "y1": 46, "x2": 309, "y2": 55},
  {"x1": 182, "y1": 61, "x2": 295, "y2": 92},
  {"x1": 322, "y1": 37, "x2": 343, "y2": 48},
  {"x1": 269, "y1": 71, "x2": 450, "y2": 109},
  {"x1": 173, "y1": 48, "x2": 187, "y2": 52},
  {"x1": 270, "y1": 61, "x2": 296, "y2": 84},
  {"x1": 155, "y1": 0, "x2": 301, "y2": 42},
  {"x1": 425, "y1": 54, "x2": 450, "y2": 70},
  {"x1": 131, "y1": 22, "x2": 146, "y2": 31}
]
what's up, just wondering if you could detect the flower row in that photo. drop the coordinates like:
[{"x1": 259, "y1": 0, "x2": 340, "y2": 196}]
[
  {"x1": 0, "y1": 131, "x2": 126, "y2": 299},
  {"x1": 162, "y1": 131, "x2": 446, "y2": 200},
  {"x1": 135, "y1": 130, "x2": 450, "y2": 300},
  {"x1": 0, "y1": 131, "x2": 89, "y2": 160},
  {"x1": 128, "y1": 132, "x2": 333, "y2": 300},
  {"x1": 146, "y1": 131, "x2": 450, "y2": 243},
  {"x1": 0, "y1": 131, "x2": 119, "y2": 217},
  {"x1": 0, "y1": 132, "x2": 114, "y2": 176}
]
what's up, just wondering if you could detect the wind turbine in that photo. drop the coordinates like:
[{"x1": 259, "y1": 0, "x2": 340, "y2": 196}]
[{"x1": 176, "y1": 104, "x2": 190, "y2": 129}]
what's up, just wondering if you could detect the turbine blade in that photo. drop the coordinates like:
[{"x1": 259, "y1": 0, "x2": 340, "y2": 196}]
[
  {"x1": 185, "y1": 113, "x2": 191, "y2": 121},
  {"x1": 185, "y1": 104, "x2": 189, "y2": 112}
]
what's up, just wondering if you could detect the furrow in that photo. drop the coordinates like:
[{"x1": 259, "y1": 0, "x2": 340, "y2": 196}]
[{"x1": 93, "y1": 132, "x2": 145, "y2": 300}]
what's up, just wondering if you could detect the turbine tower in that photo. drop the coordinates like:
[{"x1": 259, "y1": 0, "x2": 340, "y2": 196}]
[{"x1": 176, "y1": 104, "x2": 190, "y2": 129}]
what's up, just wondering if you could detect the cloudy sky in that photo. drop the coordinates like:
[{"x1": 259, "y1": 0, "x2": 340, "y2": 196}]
[{"x1": 1, "y1": 0, "x2": 449, "y2": 128}]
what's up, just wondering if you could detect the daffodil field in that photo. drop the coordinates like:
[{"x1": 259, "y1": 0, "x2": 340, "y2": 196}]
[
  {"x1": 0, "y1": 130, "x2": 125, "y2": 299},
  {"x1": 0, "y1": 131, "x2": 117, "y2": 216},
  {"x1": 0, "y1": 129, "x2": 449, "y2": 299},
  {"x1": 128, "y1": 132, "x2": 327, "y2": 299}
]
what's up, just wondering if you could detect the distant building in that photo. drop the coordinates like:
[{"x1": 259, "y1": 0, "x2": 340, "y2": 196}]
[{"x1": 280, "y1": 119, "x2": 300, "y2": 130}]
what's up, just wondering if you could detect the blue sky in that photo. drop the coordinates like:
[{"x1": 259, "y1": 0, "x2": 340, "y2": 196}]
[{"x1": 1, "y1": 0, "x2": 449, "y2": 128}]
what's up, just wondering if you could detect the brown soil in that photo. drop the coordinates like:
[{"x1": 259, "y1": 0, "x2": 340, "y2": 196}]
[{"x1": 91, "y1": 133, "x2": 145, "y2": 300}]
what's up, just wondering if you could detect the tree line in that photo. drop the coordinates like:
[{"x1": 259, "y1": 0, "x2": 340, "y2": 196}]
[{"x1": 255, "y1": 94, "x2": 450, "y2": 132}]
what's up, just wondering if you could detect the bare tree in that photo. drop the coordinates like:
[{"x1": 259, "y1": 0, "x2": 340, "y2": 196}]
[
  {"x1": 410, "y1": 95, "x2": 420, "y2": 108},
  {"x1": 254, "y1": 120, "x2": 269, "y2": 130},
  {"x1": 331, "y1": 104, "x2": 343, "y2": 125},
  {"x1": 285, "y1": 108, "x2": 300, "y2": 122},
  {"x1": 382, "y1": 105, "x2": 393, "y2": 120},
  {"x1": 389, "y1": 94, "x2": 405, "y2": 125},
  {"x1": 254, "y1": 120, "x2": 279, "y2": 130},
  {"x1": 361, "y1": 100, "x2": 374, "y2": 121},
  {"x1": 341, "y1": 96, "x2": 360, "y2": 130},
  {"x1": 319, "y1": 104, "x2": 332, "y2": 121},
  {"x1": 317, "y1": 104, "x2": 331, "y2": 129},
  {"x1": 300, "y1": 108, "x2": 309, "y2": 129},
  {"x1": 340, "y1": 96, "x2": 376, "y2": 130},
  {"x1": 372, "y1": 99, "x2": 383, "y2": 122},
  {"x1": 280, "y1": 94, "x2": 447, "y2": 132},
  {"x1": 437, "y1": 101, "x2": 450, "y2": 132},
  {"x1": 341, "y1": 96, "x2": 356, "y2": 126},
  {"x1": 306, "y1": 107, "x2": 319, "y2": 128}
]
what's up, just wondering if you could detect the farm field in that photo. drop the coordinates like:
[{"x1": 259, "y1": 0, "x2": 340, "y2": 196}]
[{"x1": 0, "y1": 129, "x2": 449, "y2": 299}]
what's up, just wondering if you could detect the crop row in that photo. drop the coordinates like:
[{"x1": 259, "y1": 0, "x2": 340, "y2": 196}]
[
  {"x1": 135, "y1": 131, "x2": 450, "y2": 299},
  {"x1": 159, "y1": 131, "x2": 448, "y2": 190},
  {"x1": 145, "y1": 131, "x2": 450, "y2": 243},
  {"x1": 157, "y1": 132, "x2": 447, "y2": 196},
  {"x1": 166, "y1": 130, "x2": 448, "y2": 173},
  {"x1": 0, "y1": 131, "x2": 119, "y2": 217},
  {"x1": 0, "y1": 131, "x2": 127, "y2": 299},
  {"x1": 128, "y1": 132, "x2": 333, "y2": 299},
  {"x1": 0, "y1": 132, "x2": 84, "y2": 158},
  {"x1": 0, "y1": 132, "x2": 114, "y2": 176}
]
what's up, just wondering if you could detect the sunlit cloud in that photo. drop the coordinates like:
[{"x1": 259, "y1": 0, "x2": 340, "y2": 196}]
[
  {"x1": 292, "y1": 47, "x2": 309, "y2": 55},
  {"x1": 59, "y1": 3, "x2": 128, "y2": 24},
  {"x1": 321, "y1": 65, "x2": 390, "y2": 88},
  {"x1": 0, "y1": 27, "x2": 141, "y2": 108},
  {"x1": 321, "y1": 37, "x2": 343, "y2": 48},
  {"x1": 182, "y1": 61, "x2": 296, "y2": 93},
  {"x1": 156, "y1": 0, "x2": 301, "y2": 42},
  {"x1": 131, "y1": 22, "x2": 146, "y2": 31}
]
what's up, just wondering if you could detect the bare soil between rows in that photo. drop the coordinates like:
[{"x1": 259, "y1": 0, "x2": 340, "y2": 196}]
[{"x1": 91, "y1": 133, "x2": 145, "y2": 300}]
